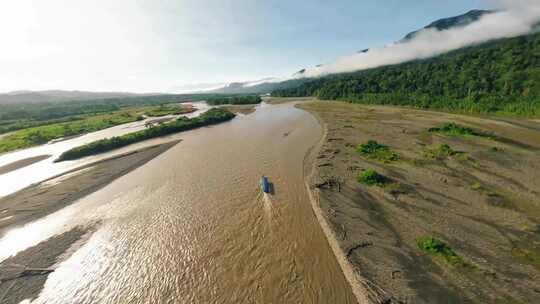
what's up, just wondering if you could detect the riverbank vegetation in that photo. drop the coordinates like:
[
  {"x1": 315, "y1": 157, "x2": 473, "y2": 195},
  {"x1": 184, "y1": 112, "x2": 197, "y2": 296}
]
[
  {"x1": 56, "y1": 108, "x2": 235, "y2": 162},
  {"x1": 0, "y1": 93, "x2": 245, "y2": 135},
  {"x1": 424, "y1": 144, "x2": 462, "y2": 160},
  {"x1": 357, "y1": 169, "x2": 389, "y2": 186},
  {"x1": 144, "y1": 104, "x2": 195, "y2": 117},
  {"x1": 0, "y1": 94, "x2": 193, "y2": 133},
  {"x1": 428, "y1": 122, "x2": 483, "y2": 137},
  {"x1": 417, "y1": 236, "x2": 476, "y2": 270},
  {"x1": 0, "y1": 104, "x2": 194, "y2": 154},
  {"x1": 273, "y1": 33, "x2": 540, "y2": 117},
  {"x1": 356, "y1": 140, "x2": 399, "y2": 162},
  {"x1": 0, "y1": 112, "x2": 140, "y2": 154},
  {"x1": 206, "y1": 95, "x2": 262, "y2": 105}
]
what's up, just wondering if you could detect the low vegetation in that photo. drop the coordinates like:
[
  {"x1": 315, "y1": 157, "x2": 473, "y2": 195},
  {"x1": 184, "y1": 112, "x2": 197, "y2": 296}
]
[
  {"x1": 0, "y1": 94, "x2": 195, "y2": 134},
  {"x1": 206, "y1": 95, "x2": 262, "y2": 105},
  {"x1": 0, "y1": 111, "x2": 141, "y2": 154},
  {"x1": 56, "y1": 108, "x2": 236, "y2": 162},
  {"x1": 272, "y1": 32, "x2": 540, "y2": 117},
  {"x1": 144, "y1": 104, "x2": 195, "y2": 117},
  {"x1": 424, "y1": 144, "x2": 461, "y2": 160},
  {"x1": 428, "y1": 123, "x2": 481, "y2": 137},
  {"x1": 0, "y1": 93, "x2": 254, "y2": 135},
  {"x1": 357, "y1": 169, "x2": 406, "y2": 195},
  {"x1": 357, "y1": 169, "x2": 389, "y2": 186},
  {"x1": 356, "y1": 140, "x2": 399, "y2": 162},
  {"x1": 0, "y1": 104, "x2": 201, "y2": 154},
  {"x1": 417, "y1": 236, "x2": 475, "y2": 269},
  {"x1": 511, "y1": 244, "x2": 540, "y2": 271}
]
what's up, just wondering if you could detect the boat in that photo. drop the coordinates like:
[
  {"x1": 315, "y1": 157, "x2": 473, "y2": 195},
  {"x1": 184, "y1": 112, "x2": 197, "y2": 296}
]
[{"x1": 260, "y1": 175, "x2": 270, "y2": 193}]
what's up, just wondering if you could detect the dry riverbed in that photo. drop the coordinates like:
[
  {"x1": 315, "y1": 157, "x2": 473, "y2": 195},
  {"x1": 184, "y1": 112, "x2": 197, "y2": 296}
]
[
  {"x1": 0, "y1": 155, "x2": 51, "y2": 175},
  {"x1": 0, "y1": 141, "x2": 179, "y2": 303},
  {"x1": 297, "y1": 99, "x2": 540, "y2": 303}
]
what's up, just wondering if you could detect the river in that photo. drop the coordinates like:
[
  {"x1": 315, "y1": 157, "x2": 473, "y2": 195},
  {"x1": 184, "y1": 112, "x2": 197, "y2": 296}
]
[{"x1": 0, "y1": 102, "x2": 356, "y2": 303}]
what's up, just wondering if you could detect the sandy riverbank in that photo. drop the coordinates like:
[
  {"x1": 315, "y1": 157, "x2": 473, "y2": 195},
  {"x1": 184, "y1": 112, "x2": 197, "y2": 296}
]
[
  {"x1": 302, "y1": 115, "x2": 374, "y2": 304},
  {"x1": 296, "y1": 98, "x2": 540, "y2": 303},
  {"x1": 0, "y1": 227, "x2": 91, "y2": 304},
  {"x1": 0, "y1": 141, "x2": 179, "y2": 303},
  {"x1": 0, "y1": 141, "x2": 179, "y2": 237},
  {"x1": 0, "y1": 155, "x2": 51, "y2": 175}
]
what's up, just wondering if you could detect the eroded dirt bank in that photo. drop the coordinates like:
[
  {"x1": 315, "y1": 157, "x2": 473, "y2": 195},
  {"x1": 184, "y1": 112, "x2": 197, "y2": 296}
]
[{"x1": 298, "y1": 99, "x2": 540, "y2": 303}]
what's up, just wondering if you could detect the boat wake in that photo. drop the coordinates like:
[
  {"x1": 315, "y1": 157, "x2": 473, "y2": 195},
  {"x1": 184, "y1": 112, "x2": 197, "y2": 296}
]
[{"x1": 262, "y1": 193, "x2": 272, "y2": 214}]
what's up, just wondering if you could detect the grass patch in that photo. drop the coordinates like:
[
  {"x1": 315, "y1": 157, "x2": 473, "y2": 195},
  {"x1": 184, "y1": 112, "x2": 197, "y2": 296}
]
[
  {"x1": 471, "y1": 182, "x2": 482, "y2": 191},
  {"x1": 511, "y1": 243, "x2": 540, "y2": 271},
  {"x1": 0, "y1": 104, "x2": 199, "y2": 154},
  {"x1": 470, "y1": 182, "x2": 497, "y2": 196},
  {"x1": 424, "y1": 144, "x2": 462, "y2": 160},
  {"x1": 0, "y1": 111, "x2": 142, "y2": 154},
  {"x1": 428, "y1": 123, "x2": 482, "y2": 137},
  {"x1": 417, "y1": 236, "x2": 477, "y2": 270},
  {"x1": 356, "y1": 140, "x2": 399, "y2": 162}
]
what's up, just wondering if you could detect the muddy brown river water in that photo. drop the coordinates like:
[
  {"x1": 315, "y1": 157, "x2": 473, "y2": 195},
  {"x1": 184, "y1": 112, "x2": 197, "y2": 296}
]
[{"x1": 4, "y1": 102, "x2": 356, "y2": 303}]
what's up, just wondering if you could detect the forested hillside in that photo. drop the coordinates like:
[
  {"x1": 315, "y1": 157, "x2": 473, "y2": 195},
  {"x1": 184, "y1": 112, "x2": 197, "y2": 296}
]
[{"x1": 273, "y1": 33, "x2": 540, "y2": 116}]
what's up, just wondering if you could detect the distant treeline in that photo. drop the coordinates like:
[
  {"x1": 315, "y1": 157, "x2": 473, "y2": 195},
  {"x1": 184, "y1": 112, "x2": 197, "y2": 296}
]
[
  {"x1": 0, "y1": 93, "x2": 245, "y2": 134},
  {"x1": 206, "y1": 95, "x2": 262, "y2": 105},
  {"x1": 0, "y1": 94, "x2": 203, "y2": 122},
  {"x1": 272, "y1": 33, "x2": 540, "y2": 117},
  {"x1": 56, "y1": 108, "x2": 235, "y2": 162}
]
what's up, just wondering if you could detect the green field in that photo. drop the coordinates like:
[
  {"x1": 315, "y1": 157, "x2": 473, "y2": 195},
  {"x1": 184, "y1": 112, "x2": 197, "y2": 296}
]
[
  {"x1": 144, "y1": 104, "x2": 195, "y2": 117},
  {"x1": 0, "y1": 104, "x2": 193, "y2": 154}
]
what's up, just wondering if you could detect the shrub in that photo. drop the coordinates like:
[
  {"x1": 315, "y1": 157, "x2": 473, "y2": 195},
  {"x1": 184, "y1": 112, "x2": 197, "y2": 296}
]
[
  {"x1": 356, "y1": 140, "x2": 399, "y2": 162},
  {"x1": 56, "y1": 108, "x2": 235, "y2": 161},
  {"x1": 357, "y1": 169, "x2": 389, "y2": 186},
  {"x1": 428, "y1": 123, "x2": 480, "y2": 137},
  {"x1": 417, "y1": 236, "x2": 475, "y2": 269}
]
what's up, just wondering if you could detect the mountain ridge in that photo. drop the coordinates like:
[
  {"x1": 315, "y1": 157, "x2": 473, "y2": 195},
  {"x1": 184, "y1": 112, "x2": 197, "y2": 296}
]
[
  {"x1": 214, "y1": 9, "x2": 497, "y2": 94},
  {"x1": 401, "y1": 9, "x2": 494, "y2": 42},
  {"x1": 0, "y1": 90, "x2": 158, "y2": 104}
]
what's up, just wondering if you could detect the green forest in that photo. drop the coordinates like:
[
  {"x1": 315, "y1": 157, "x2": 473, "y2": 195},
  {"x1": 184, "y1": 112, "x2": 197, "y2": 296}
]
[
  {"x1": 273, "y1": 33, "x2": 540, "y2": 116},
  {"x1": 56, "y1": 108, "x2": 236, "y2": 162},
  {"x1": 206, "y1": 95, "x2": 262, "y2": 105}
]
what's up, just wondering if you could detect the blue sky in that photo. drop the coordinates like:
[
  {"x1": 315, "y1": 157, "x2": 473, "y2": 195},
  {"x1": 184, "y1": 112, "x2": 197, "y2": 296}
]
[{"x1": 0, "y1": 0, "x2": 490, "y2": 92}]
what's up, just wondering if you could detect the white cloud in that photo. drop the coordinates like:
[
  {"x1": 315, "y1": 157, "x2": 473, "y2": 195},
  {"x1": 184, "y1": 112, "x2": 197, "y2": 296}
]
[{"x1": 298, "y1": 0, "x2": 540, "y2": 78}]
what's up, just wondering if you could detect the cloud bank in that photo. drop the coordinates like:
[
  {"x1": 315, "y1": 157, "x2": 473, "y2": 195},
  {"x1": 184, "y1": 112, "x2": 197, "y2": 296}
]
[{"x1": 298, "y1": 0, "x2": 540, "y2": 78}]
